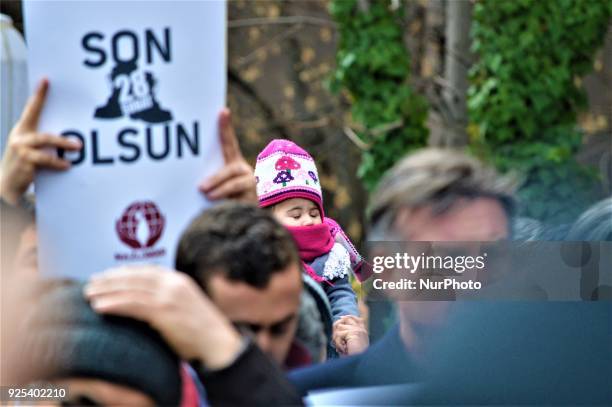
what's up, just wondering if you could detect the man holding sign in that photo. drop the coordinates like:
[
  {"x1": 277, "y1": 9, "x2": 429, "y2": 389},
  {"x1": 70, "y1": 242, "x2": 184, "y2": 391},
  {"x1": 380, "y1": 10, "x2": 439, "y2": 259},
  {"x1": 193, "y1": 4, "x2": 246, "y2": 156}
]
[
  {"x1": 3, "y1": 2, "x2": 308, "y2": 404},
  {"x1": 2, "y1": 77, "x2": 299, "y2": 407}
]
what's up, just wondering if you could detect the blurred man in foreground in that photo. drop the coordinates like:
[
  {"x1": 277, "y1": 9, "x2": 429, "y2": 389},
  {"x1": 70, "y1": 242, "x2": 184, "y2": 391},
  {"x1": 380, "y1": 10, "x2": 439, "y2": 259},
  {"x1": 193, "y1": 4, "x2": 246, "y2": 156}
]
[
  {"x1": 15, "y1": 282, "x2": 182, "y2": 406},
  {"x1": 291, "y1": 149, "x2": 611, "y2": 405},
  {"x1": 289, "y1": 148, "x2": 516, "y2": 394}
]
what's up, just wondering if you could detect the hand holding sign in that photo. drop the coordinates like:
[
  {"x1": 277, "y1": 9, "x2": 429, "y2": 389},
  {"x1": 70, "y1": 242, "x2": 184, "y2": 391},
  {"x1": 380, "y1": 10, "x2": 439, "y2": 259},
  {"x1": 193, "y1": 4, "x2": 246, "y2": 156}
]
[
  {"x1": 24, "y1": 1, "x2": 226, "y2": 277},
  {"x1": 199, "y1": 108, "x2": 257, "y2": 203},
  {"x1": 0, "y1": 79, "x2": 82, "y2": 205}
]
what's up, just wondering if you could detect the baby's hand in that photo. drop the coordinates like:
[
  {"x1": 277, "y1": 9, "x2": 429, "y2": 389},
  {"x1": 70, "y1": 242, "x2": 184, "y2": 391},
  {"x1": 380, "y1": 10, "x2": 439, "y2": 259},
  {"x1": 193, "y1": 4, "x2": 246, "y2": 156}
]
[{"x1": 332, "y1": 315, "x2": 369, "y2": 356}]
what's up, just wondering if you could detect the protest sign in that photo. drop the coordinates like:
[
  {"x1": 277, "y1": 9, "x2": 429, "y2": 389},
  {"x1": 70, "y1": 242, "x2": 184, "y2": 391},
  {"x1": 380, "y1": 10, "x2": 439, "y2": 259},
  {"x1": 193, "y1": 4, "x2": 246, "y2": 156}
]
[{"x1": 23, "y1": 1, "x2": 226, "y2": 278}]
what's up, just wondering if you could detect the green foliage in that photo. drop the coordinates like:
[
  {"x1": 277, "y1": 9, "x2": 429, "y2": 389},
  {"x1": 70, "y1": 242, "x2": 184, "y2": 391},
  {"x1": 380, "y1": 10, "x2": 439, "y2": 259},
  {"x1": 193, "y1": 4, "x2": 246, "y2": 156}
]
[
  {"x1": 329, "y1": 0, "x2": 428, "y2": 191},
  {"x1": 469, "y1": 0, "x2": 611, "y2": 223}
]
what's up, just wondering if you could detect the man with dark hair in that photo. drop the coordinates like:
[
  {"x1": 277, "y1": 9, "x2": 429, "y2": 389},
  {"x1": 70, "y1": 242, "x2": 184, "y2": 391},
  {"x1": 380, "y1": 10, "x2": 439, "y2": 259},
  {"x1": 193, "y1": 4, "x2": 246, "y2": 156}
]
[
  {"x1": 84, "y1": 203, "x2": 307, "y2": 405},
  {"x1": 175, "y1": 202, "x2": 303, "y2": 365},
  {"x1": 176, "y1": 202, "x2": 299, "y2": 292},
  {"x1": 85, "y1": 262, "x2": 303, "y2": 406},
  {"x1": 4, "y1": 79, "x2": 304, "y2": 405}
]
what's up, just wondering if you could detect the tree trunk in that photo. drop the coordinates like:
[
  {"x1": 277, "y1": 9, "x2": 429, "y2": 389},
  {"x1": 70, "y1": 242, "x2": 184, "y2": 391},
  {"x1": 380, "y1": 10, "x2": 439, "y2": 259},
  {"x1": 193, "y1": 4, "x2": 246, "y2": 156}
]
[
  {"x1": 439, "y1": 0, "x2": 472, "y2": 147},
  {"x1": 430, "y1": 0, "x2": 472, "y2": 147}
]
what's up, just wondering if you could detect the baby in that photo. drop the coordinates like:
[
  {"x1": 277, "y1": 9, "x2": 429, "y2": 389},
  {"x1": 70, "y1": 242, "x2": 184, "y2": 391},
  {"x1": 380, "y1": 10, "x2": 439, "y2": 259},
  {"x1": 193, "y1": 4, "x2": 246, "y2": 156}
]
[{"x1": 255, "y1": 139, "x2": 366, "y2": 356}]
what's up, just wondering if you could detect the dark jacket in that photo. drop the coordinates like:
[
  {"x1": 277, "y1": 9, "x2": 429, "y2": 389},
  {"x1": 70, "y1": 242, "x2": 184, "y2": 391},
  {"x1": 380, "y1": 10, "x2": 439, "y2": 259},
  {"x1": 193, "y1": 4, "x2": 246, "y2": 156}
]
[
  {"x1": 414, "y1": 302, "x2": 612, "y2": 405},
  {"x1": 194, "y1": 341, "x2": 303, "y2": 406},
  {"x1": 288, "y1": 325, "x2": 420, "y2": 396}
]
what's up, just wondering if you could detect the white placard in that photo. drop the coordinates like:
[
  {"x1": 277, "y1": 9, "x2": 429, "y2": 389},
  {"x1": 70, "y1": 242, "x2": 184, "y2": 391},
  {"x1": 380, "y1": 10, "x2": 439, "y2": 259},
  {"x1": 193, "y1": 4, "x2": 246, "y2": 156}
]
[{"x1": 24, "y1": 0, "x2": 226, "y2": 278}]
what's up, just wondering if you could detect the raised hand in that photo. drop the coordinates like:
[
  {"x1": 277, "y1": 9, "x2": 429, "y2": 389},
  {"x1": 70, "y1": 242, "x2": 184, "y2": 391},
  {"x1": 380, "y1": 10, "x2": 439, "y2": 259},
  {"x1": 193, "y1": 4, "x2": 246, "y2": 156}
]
[
  {"x1": 0, "y1": 79, "x2": 82, "y2": 205},
  {"x1": 198, "y1": 108, "x2": 257, "y2": 203}
]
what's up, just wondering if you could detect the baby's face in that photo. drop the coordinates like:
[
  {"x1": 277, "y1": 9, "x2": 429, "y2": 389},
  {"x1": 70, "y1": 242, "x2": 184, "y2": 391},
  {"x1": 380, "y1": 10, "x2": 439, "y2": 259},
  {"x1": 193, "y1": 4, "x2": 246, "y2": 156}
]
[{"x1": 272, "y1": 198, "x2": 322, "y2": 227}]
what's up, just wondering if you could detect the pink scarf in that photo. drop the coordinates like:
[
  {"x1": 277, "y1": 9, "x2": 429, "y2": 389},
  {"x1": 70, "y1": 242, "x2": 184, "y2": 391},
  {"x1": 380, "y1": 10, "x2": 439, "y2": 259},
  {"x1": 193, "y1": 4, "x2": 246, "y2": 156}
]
[
  {"x1": 287, "y1": 223, "x2": 335, "y2": 262},
  {"x1": 287, "y1": 218, "x2": 369, "y2": 283},
  {"x1": 287, "y1": 222, "x2": 334, "y2": 284}
]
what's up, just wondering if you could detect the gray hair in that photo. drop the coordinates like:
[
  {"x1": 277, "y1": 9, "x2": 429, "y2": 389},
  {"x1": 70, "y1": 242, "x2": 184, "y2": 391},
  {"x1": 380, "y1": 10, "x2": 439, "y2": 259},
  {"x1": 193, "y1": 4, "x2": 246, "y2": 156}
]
[
  {"x1": 565, "y1": 197, "x2": 612, "y2": 241},
  {"x1": 368, "y1": 148, "x2": 517, "y2": 239}
]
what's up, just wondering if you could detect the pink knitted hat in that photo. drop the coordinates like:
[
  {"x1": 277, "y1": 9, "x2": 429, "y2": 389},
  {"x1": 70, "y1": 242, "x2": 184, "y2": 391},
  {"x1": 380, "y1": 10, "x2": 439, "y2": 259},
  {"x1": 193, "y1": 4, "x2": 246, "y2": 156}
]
[{"x1": 255, "y1": 139, "x2": 323, "y2": 216}]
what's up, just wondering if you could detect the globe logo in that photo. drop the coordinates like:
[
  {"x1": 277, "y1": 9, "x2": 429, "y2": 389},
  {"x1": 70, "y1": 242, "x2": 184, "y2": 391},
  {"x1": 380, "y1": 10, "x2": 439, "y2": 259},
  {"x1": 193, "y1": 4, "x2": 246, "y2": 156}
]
[{"x1": 116, "y1": 201, "x2": 165, "y2": 249}]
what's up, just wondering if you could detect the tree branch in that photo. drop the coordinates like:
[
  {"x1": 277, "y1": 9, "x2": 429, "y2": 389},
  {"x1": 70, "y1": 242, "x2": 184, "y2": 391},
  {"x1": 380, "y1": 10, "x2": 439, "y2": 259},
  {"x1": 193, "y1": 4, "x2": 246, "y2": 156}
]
[{"x1": 343, "y1": 126, "x2": 372, "y2": 151}]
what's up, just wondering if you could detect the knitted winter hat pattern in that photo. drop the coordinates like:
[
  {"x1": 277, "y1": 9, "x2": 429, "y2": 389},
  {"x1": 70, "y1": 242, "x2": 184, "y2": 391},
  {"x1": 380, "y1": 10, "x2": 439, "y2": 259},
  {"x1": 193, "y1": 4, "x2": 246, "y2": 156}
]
[
  {"x1": 20, "y1": 282, "x2": 182, "y2": 406},
  {"x1": 255, "y1": 139, "x2": 324, "y2": 216}
]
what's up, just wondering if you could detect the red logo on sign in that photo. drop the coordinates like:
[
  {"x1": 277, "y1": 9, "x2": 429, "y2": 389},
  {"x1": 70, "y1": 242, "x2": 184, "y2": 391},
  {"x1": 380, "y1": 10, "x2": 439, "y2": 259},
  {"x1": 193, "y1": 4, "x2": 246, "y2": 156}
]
[{"x1": 116, "y1": 201, "x2": 165, "y2": 249}]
